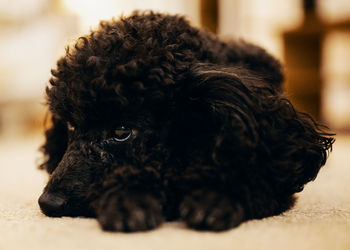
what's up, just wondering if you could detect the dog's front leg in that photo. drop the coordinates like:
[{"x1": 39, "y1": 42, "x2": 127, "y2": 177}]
[
  {"x1": 179, "y1": 188, "x2": 245, "y2": 231},
  {"x1": 92, "y1": 165, "x2": 164, "y2": 232},
  {"x1": 179, "y1": 184, "x2": 295, "y2": 231},
  {"x1": 172, "y1": 163, "x2": 245, "y2": 231}
]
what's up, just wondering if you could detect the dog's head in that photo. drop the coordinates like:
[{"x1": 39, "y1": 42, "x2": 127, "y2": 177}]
[
  {"x1": 38, "y1": 12, "x2": 214, "y2": 216},
  {"x1": 38, "y1": 12, "x2": 333, "y2": 218}
]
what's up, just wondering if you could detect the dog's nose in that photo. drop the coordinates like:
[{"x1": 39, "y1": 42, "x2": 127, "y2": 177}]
[{"x1": 38, "y1": 192, "x2": 67, "y2": 217}]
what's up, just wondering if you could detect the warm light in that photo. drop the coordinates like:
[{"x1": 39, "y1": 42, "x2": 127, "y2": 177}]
[
  {"x1": 322, "y1": 32, "x2": 350, "y2": 129},
  {"x1": 61, "y1": 0, "x2": 127, "y2": 32},
  {"x1": 60, "y1": 0, "x2": 199, "y2": 32}
]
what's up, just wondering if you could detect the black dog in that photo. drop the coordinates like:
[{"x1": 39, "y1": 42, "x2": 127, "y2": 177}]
[{"x1": 38, "y1": 12, "x2": 334, "y2": 232}]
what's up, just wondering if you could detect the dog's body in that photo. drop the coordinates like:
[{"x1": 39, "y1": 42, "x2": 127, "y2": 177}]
[{"x1": 39, "y1": 12, "x2": 334, "y2": 232}]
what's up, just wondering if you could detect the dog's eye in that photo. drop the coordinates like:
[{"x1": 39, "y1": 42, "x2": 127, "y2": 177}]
[{"x1": 114, "y1": 126, "x2": 132, "y2": 141}]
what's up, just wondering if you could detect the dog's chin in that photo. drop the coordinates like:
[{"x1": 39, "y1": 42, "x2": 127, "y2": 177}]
[{"x1": 39, "y1": 203, "x2": 95, "y2": 218}]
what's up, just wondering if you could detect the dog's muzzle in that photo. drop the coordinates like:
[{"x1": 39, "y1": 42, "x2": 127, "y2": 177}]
[{"x1": 38, "y1": 192, "x2": 67, "y2": 217}]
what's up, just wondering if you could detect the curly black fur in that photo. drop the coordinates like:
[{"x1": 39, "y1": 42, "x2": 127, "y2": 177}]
[{"x1": 38, "y1": 12, "x2": 334, "y2": 232}]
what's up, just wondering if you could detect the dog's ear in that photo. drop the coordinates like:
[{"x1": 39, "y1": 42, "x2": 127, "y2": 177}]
[
  {"x1": 180, "y1": 63, "x2": 334, "y2": 194},
  {"x1": 178, "y1": 63, "x2": 262, "y2": 143},
  {"x1": 171, "y1": 63, "x2": 263, "y2": 163},
  {"x1": 39, "y1": 114, "x2": 68, "y2": 174},
  {"x1": 266, "y1": 110, "x2": 335, "y2": 194}
]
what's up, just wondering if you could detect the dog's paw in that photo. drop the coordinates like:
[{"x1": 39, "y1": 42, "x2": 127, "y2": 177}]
[
  {"x1": 96, "y1": 192, "x2": 163, "y2": 232},
  {"x1": 180, "y1": 190, "x2": 244, "y2": 231}
]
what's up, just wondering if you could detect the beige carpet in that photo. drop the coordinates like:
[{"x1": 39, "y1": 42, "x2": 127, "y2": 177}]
[{"x1": 1, "y1": 135, "x2": 350, "y2": 250}]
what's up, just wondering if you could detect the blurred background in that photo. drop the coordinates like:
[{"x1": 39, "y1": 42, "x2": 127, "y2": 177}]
[{"x1": 0, "y1": 0, "x2": 350, "y2": 140}]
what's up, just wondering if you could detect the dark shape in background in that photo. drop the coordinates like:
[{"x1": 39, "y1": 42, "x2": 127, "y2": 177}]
[
  {"x1": 283, "y1": 0, "x2": 350, "y2": 121},
  {"x1": 200, "y1": 0, "x2": 218, "y2": 34}
]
